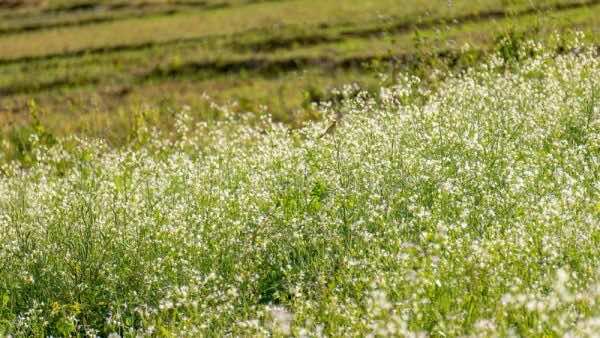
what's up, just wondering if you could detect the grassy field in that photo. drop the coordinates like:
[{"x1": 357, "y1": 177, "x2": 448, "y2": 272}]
[
  {"x1": 0, "y1": 0, "x2": 598, "y2": 150},
  {"x1": 1, "y1": 38, "x2": 600, "y2": 336},
  {"x1": 2, "y1": 2, "x2": 600, "y2": 337}
]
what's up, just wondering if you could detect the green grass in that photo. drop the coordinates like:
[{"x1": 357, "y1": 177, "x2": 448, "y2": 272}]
[
  {"x1": 0, "y1": 0, "x2": 595, "y2": 62},
  {"x1": 0, "y1": 0, "x2": 598, "y2": 150},
  {"x1": 1, "y1": 40, "x2": 600, "y2": 336},
  {"x1": 2, "y1": 1, "x2": 600, "y2": 336}
]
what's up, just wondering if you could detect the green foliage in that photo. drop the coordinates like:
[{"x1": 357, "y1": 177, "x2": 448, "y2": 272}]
[
  {"x1": 495, "y1": 30, "x2": 526, "y2": 64},
  {"x1": 4, "y1": 101, "x2": 56, "y2": 166},
  {"x1": 1, "y1": 40, "x2": 600, "y2": 336}
]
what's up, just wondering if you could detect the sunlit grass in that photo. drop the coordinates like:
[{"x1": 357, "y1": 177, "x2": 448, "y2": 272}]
[
  {"x1": 1, "y1": 37, "x2": 600, "y2": 336},
  {"x1": 0, "y1": 0, "x2": 592, "y2": 60},
  {"x1": 1, "y1": 1, "x2": 598, "y2": 146}
]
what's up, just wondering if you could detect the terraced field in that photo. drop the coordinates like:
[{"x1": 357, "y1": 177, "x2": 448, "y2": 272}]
[{"x1": 0, "y1": 0, "x2": 599, "y2": 143}]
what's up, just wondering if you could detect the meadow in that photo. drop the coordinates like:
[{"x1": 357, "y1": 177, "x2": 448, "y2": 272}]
[
  {"x1": 1, "y1": 34, "x2": 600, "y2": 337},
  {"x1": 0, "y1": 0, "x2": 599, "y2": 149},
  {"x1": 1, "y1": 1, "x2": 600, "y2": 337}
]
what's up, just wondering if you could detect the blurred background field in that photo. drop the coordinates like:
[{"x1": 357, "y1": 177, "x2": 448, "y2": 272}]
[{"x1": 0, "y1": 0, "x2": 598, "y2": 148}]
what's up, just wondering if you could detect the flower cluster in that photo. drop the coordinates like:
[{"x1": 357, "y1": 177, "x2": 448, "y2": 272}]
[{"x1": 0, "y1": 37, "x2": 599, "y2": 336}]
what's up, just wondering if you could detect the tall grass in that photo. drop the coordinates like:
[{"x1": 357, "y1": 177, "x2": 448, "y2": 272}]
[{"x1": 1, "y1": 36, "x2": 600, "y2": 336}]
